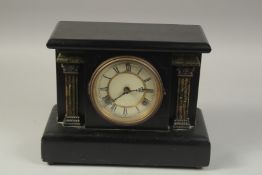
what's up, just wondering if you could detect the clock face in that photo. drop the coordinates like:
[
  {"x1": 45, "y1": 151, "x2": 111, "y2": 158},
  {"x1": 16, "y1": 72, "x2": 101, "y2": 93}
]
[{"x1": 89, "y1": 56, "x2": 164, "y2": 125}]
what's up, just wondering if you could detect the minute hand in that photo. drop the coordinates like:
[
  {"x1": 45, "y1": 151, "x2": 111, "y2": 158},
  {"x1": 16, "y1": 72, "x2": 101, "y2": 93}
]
[{"x1": 113, "y1": 91, "x2": 127, "y2": 102}]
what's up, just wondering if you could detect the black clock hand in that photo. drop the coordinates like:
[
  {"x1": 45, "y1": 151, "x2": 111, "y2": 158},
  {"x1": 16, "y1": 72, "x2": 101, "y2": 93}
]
[
  {"x1": 141, "y1": 88, "x2": 154, "y2": 93},
  {"x1": 130, "y1": 87, "x2": 154, "y2": 93},
  {"x1": 129, "y1": 87, "x2": 143, "y2": 92},
  {"x1": 113, "y1": 92, "x2": 127, "y2": 102},
  {"x1": 113, "y1": 86, "x2": 153, "y2": 102},
  {"x1": 113, "y1": 87, "x2": 131, "y2": 102}
]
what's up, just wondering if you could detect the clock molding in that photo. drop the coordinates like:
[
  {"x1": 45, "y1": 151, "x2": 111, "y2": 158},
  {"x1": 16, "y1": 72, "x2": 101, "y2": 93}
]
[{"x1": 42, "y1": 21, "x2": 211, "y2": 167}]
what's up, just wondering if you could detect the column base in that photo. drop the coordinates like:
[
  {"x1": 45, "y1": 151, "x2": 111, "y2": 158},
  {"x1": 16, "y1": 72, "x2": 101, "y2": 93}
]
[
  {"x1": 173, "y1": 118, "x2": 191, "y2": 130},
  {"x1": 63, "y1": 116, "x2": 81, "y2": 127}
]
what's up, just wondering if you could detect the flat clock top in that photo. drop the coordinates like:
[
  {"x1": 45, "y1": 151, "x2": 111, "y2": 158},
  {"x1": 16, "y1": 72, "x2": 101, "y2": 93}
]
[{"x1": 47, "y1": 21, "x2": 211, "y2": 53}]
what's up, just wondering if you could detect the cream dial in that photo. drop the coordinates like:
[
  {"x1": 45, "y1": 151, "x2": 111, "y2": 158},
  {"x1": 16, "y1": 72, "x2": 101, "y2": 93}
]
[{"x1": 89, "y1": 56, "x2": 164, "y2": 125}]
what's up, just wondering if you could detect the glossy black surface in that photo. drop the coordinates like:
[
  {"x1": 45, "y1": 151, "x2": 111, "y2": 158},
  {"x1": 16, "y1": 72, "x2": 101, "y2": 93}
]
[
  {"x1": 41, "y1": 105, "x2": 210, "y2": 167},
  {"x1": 47, "y1": 21, "x2": 211, "y2": 53}
]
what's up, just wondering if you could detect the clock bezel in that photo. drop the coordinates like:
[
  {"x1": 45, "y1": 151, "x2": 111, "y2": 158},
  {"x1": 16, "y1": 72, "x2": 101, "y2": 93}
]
[{"x1": 88, "y1": 55, "x2": 164, "y2": 126}]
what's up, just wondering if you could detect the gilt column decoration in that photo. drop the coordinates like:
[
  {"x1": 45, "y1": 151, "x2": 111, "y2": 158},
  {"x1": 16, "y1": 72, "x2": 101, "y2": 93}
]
[
  {"x1": 173, "y1": 57, "x2": 200, "y2": 129},
  {"x1": 57, "y1": 53, "x2": 84, "y2": 127}
]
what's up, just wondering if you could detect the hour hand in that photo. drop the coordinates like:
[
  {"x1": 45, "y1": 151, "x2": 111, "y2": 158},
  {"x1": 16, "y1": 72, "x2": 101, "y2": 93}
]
[{"x1": 132, "y1": 87, "x2": 154, "y2": 93}]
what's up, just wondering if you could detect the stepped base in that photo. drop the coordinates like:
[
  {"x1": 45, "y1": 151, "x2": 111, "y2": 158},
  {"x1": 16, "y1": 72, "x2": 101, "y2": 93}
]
[
  {"x1": 63, "y1": 116, "x2": 81, "y2": 126},
  {"x1": 41, "y1": 105, "x2": 211, "y2": 168},
  {"x1": 173, "y1": 119, "x2": 191, "y2": 130}
]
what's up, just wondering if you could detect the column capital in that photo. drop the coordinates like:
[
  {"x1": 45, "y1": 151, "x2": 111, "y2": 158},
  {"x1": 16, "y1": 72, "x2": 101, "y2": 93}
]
[
  {"x1": 177, "y1": 67, "x2": 195, "y2": 77},
  {"x1": 61, "y1": 64, "x2": 80, "y2": 74},
  {"x1": 172, "y1": 57, "x2": 200, "y2": 67},
  {"x1": 56, "y1": 53, "x2": 84, "y2": 64}
]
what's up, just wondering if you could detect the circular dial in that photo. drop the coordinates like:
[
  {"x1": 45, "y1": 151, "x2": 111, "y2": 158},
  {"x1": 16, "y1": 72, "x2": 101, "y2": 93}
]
[{"x1": 89, "y1": 56, "x2": 164, "y2": 125}]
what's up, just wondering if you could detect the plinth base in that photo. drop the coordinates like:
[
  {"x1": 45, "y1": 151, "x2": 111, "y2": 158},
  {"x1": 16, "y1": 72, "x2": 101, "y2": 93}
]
[{"x1": 41, "y1": 105, "x2": 210, "y2": 168}]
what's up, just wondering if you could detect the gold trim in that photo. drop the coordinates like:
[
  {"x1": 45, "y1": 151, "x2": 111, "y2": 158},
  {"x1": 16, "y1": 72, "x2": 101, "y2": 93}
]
[{"x1": 88, "y1": 56, "x2": 164, "y2": 126}]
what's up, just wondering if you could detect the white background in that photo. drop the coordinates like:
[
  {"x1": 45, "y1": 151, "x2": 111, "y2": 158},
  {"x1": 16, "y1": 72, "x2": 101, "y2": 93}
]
[{"x1": 0, "y1": 0, "x2": 262, "y2": 174}]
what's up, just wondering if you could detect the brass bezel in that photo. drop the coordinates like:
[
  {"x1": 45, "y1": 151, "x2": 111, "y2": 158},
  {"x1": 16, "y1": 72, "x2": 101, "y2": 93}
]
[{"x1": 88, "y1": 56, "x2": 164, "y2": 126}]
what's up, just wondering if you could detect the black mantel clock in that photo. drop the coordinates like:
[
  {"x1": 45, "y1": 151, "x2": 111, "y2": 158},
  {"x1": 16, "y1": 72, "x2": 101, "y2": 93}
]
[{"x1": 41, "y1": 21, "x2": 212, "y2": 168}]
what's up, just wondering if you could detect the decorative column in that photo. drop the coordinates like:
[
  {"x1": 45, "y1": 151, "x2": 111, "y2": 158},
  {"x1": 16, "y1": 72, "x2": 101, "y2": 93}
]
[
  {"x1": 173, "y1": 57, "x2": 200, "y2": 129},
  {"x1": 57, "y1": 53, "x2": 84, "y2": 127}
]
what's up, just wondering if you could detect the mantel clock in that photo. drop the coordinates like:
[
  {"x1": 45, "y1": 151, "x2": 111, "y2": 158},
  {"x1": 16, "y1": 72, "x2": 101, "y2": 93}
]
[{"x1": 41, "y1": 21, "x2": 212, "y2": 168}]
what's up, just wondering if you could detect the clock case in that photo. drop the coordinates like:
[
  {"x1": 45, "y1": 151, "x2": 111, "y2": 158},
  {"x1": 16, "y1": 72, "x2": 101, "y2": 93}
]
[{"x1": 42, "y1": 21, "x2": 212, "y2": 168}]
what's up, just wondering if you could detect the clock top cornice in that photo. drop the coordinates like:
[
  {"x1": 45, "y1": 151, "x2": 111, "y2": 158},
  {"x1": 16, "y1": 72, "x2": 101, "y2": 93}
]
[{"x1": 47, "y1": 21, "x2": 211, "y2": 53}]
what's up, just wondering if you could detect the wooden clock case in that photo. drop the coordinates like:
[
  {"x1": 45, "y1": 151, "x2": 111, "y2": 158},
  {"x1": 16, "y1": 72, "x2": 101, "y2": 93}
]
[{"x1": 41, "y1": 21, "x2": 212, "y2": 168}]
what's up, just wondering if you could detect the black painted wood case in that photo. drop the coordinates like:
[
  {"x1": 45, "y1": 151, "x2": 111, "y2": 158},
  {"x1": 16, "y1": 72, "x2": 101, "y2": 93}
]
[{"x1": 42, "y1": 21, "x2": 212, "y2": 167}]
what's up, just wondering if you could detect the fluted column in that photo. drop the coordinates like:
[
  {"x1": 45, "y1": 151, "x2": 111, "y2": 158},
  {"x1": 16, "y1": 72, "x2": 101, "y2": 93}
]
[
  {"x1": 173, "y1": 57, "x2": 200, "y2": 129},
  {"x1": 57, "y1": 53, "x2": 83, "y2": 127},
  {"x1": 62, "y1": 64, "x2": 79, "y2": 117}
]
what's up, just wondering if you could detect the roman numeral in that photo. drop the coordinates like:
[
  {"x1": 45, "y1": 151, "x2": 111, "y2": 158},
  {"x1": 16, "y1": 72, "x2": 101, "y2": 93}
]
[
  {"x1": 123, "y1": 107, "x2": 127, "y2": 116},
  {"x1": 142, "y1": 98, "x2": 150, "y2": 106},
  {"x1": 103, "y1": 74, "x2": 112, "y2": 79},
  {"x1": 99, "y1": 87, "x2": 108, "y2": 91},
  {"x1": 113, "y1": 66, "x2": 120, "y2": 73},
  {"x1": 110, "y1": 103, "x2": 117, "y2": 112},
  {"x1": 135, "y1": 106, "x2": 140, "y2": 112},
  {"x1": 137, "y1": 68, "x2": 142, "y2": 75},
  {"x1": 126, "y1": 63, "x2": 131, "y2": 72},
  {"x1": 102, "y1": 95, "x2": 112, "y2": 105},
  {"x1": 143, "y1": 77, "x2": 151, "y2": 83}
]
